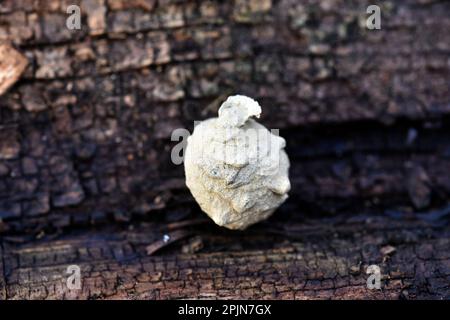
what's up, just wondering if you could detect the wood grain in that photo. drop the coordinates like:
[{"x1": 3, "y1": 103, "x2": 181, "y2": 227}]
[{"x1": 1, "y1": 214, "x2": 449, "y2": 299}]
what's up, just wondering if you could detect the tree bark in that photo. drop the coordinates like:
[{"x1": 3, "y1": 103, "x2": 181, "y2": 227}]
[
  {"x1": 0, "y1": 0, "x2": 449, "y2": 232},
  {"x1": 0, "y1": 0, "x2": 449, "y2": 299},
  {"x1": 1, "y1": 214, "x2": 449, "y2": 299}
]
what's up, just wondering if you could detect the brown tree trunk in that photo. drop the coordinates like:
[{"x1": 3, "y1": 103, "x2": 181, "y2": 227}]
[
  {"x1": 1, "y1": 214, "x2": 449, "y2": 299},
  {"x1": 0, "y1": 0, "x2": 449, "y2": 299}
]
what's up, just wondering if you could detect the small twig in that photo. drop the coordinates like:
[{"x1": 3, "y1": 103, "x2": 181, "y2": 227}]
[
  {"x1": 166, "y1": 218, "x2": 210, "y2": 231},
  {"x1": 145, "y1": 229, "x2": 194, "y2": 256}
]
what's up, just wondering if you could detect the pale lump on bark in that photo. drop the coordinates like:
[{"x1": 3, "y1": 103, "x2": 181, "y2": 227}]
[{"x1": 184, "y1": 95, "x2": 290, "y2": 230}]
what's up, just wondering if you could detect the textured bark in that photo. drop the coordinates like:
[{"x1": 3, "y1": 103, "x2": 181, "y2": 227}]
[
  {"x1": 0, "y1": 0, "x2": 449, "y2": 232},
  {"x1": 1, "y1": 214, "x2": 449, "y2": 299},
  {"x1": 0, "y1": 0, "x2": 449, "y2": 299}
]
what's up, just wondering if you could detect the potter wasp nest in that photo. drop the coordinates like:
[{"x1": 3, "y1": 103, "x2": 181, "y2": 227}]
[{"x1": 184, "y1": 95, "x2": 290, "y2": 230}]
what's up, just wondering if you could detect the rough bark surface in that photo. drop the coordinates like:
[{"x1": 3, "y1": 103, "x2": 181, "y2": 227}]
[
  {"x1": 0, "y1": 0, "x2": 449, "y2": 299},
  {"x1": 0, "y1": 0, "x2": 449, "y2": 231},
  {"x1": 1, "y1": 214, "x2": 449, "y2": 299}
]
